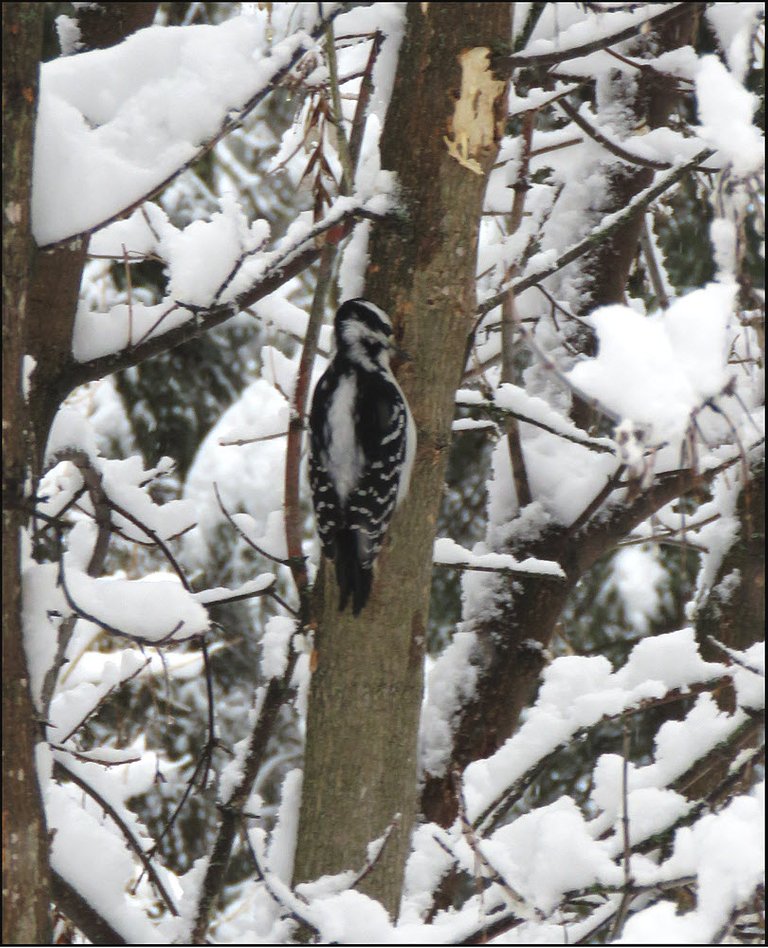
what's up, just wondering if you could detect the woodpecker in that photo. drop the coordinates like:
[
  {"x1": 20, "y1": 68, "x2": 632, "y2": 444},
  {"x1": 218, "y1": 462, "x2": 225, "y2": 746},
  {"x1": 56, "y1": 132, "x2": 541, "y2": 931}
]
[{"x1": 308, "y1": 299, "x2": 416, "y2": 615}]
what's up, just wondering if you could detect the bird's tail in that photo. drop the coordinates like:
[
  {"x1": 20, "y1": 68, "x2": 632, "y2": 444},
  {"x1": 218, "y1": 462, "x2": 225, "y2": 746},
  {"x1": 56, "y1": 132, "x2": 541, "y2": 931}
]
[{"x1": 334, "y1": 529, "x2": 373, "y2": 616}]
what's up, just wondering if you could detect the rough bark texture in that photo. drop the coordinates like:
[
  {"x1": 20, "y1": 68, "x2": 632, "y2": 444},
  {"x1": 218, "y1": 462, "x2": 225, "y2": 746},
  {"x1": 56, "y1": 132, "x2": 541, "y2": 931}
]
[
  {"x1": 2, "y1": 6, "x2": 51, "y2": 944},
  {"x1": 293, "y1": 3, "x2": 511, "y2": 916}
]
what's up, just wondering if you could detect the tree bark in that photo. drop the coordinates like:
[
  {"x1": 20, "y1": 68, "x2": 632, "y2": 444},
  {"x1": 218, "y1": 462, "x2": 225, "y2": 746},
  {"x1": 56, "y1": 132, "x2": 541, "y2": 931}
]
[
  {"x1": 293, "y1": 3, "x2": 511, "y2": 916},
  {"x1": 2, "y1": 6, "x2": 51, "y2": 944}
]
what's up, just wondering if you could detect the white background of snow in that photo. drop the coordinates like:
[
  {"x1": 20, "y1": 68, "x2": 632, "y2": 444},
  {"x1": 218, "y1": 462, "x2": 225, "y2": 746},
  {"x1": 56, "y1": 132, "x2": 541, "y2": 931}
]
[{"x1": 183, "y1": 378, "x2": 288, "y2": 563}]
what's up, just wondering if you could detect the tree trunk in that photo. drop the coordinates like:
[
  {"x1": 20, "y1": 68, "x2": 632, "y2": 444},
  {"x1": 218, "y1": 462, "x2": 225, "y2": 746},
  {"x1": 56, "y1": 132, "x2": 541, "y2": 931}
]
[
  {"x1": 2, "y1": 7, "x2": 160, "y2": 942},
  {"x1": 293, "y1": 3, "x2": 511, "y2": 916},
  {"x1": 2, "y1": 6, "x2": 51, "y2": 943}
]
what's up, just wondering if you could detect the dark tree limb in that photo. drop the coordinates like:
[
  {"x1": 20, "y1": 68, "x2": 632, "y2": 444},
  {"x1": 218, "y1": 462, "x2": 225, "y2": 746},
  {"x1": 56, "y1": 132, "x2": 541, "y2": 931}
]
[{"x1": 51, "y1": 871, "x2": 127, "y2": 946}]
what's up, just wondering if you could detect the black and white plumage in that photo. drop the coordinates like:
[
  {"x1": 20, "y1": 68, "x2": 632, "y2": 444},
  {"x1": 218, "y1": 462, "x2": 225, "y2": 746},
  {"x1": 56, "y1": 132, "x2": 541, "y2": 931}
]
[{"x1": 309, "y1": 299, "x2": 416, "y2": 615}]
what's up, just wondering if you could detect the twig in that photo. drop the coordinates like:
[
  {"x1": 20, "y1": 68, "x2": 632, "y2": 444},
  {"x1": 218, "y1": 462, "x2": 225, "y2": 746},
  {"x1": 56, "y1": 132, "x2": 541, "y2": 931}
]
[
  {"x1": 283, "y1": 242, "x2": 335, "y2": 617},
  {"x1": 640, "y1": 213, "x2": 671, "y2": 309},
  {"x1": 324, "y1": 17, "x2": 353, "y2": 191},
  {"x1": 706, "y1": 636, "x2": 764, "y2": 677},
  {"x1": 106, "y1": 497, "x2": 193, "y2": 590},
  {"x1": 54, "y1": 758, "x2": 180, "y2": 917},
  {"x1": 567, "y1": 464, "x2": 627, "y2": 536},
  {"x1": 434, "y1": 560, "x2": 565, "y2": 580},
  {"x1": 213, "y1": 481, "x2": 291, "y2": 567},
  {"x1": 350, "y1": 814, "x2": 401, "y2": 890},
  {"x1": 57, "y1": 548, "x2": 185, "y2": 646},
  {"x1": 241, "y1": 827, "x2": 321, "y2": 937},
  {"x1": 558, "y1": 97, "x2": 687, "y2": 172},
  {"x1": 456, "y1": 397, "x2": 615, "y2": 453},
  {"x1": 190, "y1": 648, "x2": 300, "y2": 942},
  {"x1": 453, "y1": 770, "x2": 539, "y2": 921},
  {"x1": 504, "y1": 3, "x2": 703, "y2": 70},
  {"x1": 218, "y1": 429, "x2": 288, "y2": 447},
  {"x1": 477, "y1": 148, "x2": 714, "y2": 320},
  {"x1": 54, "y1": 656, "x2": 152, "y2": 745}
]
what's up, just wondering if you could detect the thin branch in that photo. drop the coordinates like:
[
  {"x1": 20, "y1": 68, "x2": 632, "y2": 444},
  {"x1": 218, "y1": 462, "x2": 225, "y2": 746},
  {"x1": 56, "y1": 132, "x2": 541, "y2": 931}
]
[
  {"x1": 456, "y1": 397, "x2": 615, "y2": 453},
  {"x1": 283, "y1": 242, "x2": 336, "y2": 617},
  {"x1": 478, "y1": 148, "x2": 714, "y2": 319},
  {"x1": 474, "y1": 674, "x2": 736, "y2": 835},
  {"x1": 51, "y1": 871, "x2": 127, "y2": 946},
  {"x1": 706, "y1": 636, "x2": 764, "y2": 677},
  {"x1": 434, "y1": 559, "x2": 566, "y2": 580},
  {"x1": 501, "y1": 107, "x2": 536, "y2": 509},
  {"x1": 54, "y1": 759, "x2": 180, "y2": 917},
  {"x1": 241, "y1": 827, "x2": 322, "y2": 937},
  {"x1": 504, "y1": 3, "x2": 704, "y2": 70},
  {"x1": 199, "y1": 580, "x2": 277, "y2": 608},
  {"x1": 454, "y1": 770, "x2": 539, "y2": 921},
  {"x1": 54, "y1": 656, "x2": 152, "y2": 745},
  {"x1": 349, "y1": 814, "x2": 401, "y2": 890},
  {"x1": 190, "y1": 648, "x2": 300, "y2": 942},
  {"x1": 213, "y1": 481, "x2": 291, "y2": 567},
  {"x1": 324, "y1": 18, "x2": 354, "y2": 191},
  {"x1": 57, "y1": 549, "x2": 184, "y2": 646},
  {"x1": 106, "y1": 497, "x2": 193, "y2": 590},
  {"x1": 60, "y1": 203, "x2": 376, "y2": 395},
  {"x1": 558, "y1": 97, "x2": 681, "y2": 172},
  {"x1": 568, "y1": 464, "x2": 627, "y2": 536},
  {"x1": 639, "y1": 212, "x2": 671, "y2": 309}
]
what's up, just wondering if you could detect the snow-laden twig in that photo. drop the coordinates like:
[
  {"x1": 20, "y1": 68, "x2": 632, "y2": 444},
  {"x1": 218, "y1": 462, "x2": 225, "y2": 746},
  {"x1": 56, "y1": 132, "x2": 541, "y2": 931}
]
[
  {"x1": 504, "y1": 2, "x2": 702, "y2": 70},
  {"x1": 478, "y1": 148, "x2": 714, "y2": 320},
  {"x1": 54, "y1": 758, "x2": 180, "y2": 918},
  {"x1": 40, "y1": 4, "x2": 354, "y2": 250}
]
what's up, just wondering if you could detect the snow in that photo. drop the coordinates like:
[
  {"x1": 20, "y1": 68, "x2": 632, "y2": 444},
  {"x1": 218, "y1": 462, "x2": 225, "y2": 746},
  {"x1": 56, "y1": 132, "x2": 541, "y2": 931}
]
[
  {"x1": 22, "y1": 2, "x2": 765, "y2": 943},
  {"x1": 695, "y1": 55, "x2": 765, "y2": 176},
  {"x1": 33, "y1": 11, "x2": 326, "y2": 245},
  {"x1": 483, "y1": 796, "x2": 623, "y2": 913},
  {"x1": 260, "y1": 615, "x2": 296, "y2": 680},
  {"x1": 568, "y1": 284, "x2": 737, "y2": 446},
  {"x1": 266, "y1": 769, "x2": 303, "y2": 884},
  {"x1": 620, "y1": 784, "x2": 765, "y2": 942},
  {"x1": 462, "y1": 628, "x2": 727, "y2": 827},
  {"x1": 63, "y1": 560, "x2": 209, "y2": 642},
  {"x1": 609, "y1": 546, "x2": 667, "y2": 633},
  {"x1": 47, "y1": 780, "x2": 165, "y2": 943},
  {"x1": 183, "y1": 379, "x2": 288, "y2": 563},
  {"x1": 434, "y1": 536, "x2": 565, "y2": 578},
  {"x1": 706, "y1": 2, "x2": 764, "y2": 80}
]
